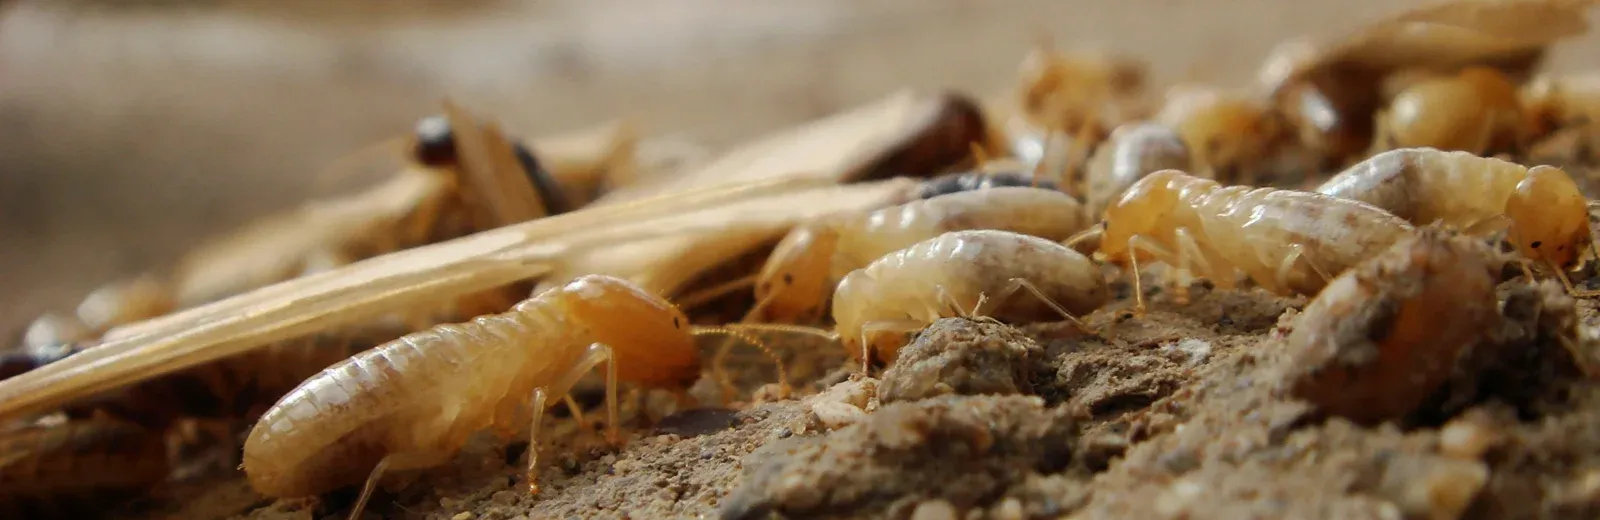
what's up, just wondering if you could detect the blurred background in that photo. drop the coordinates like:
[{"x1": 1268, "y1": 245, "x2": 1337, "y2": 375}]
[{"x1": 1, "y1": 0, "x2": 1597, "y2": 337}]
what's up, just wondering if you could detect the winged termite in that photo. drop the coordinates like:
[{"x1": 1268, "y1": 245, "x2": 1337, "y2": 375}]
[{"x1": 165, "y1": 104, "x2": 565, "y2": 309}]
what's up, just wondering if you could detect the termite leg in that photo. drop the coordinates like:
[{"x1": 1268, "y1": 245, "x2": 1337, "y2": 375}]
[
  {"x1": 1274, "y1": 245, "x2": 1318, "y2": 295},
  {"x1": 1549, "y1": 259, "x2": 1600, "y2": 298},
  {"x1": 527, "y1": 343, "x2": 618, "y2": 495},
  {"x1": 1125, "y1": 235, "x2": 1177, "y2": 316},
  {"x1": 350, "y1": 451, "x2": 454, "y2": 520},
  {"x1": 562, "y1": 395, "x2": 589, "y2": 432},
  {"x1": 985, "y1": 277, "x2": 1093, "y2": 333},
  {"x1": 934, "y1": 285, "x2": 972, "y2": 319},
  {"x1": 524, "y1": 388, "x2": 550, "y2": 494}
]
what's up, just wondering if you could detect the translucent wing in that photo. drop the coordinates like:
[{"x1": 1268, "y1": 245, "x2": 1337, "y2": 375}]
[{"x1": 443, "y1": 100, "x2": 551, "y2": 226}]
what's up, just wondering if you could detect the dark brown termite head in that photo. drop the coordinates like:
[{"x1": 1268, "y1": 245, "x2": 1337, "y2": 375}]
[
  {"x1": 409, "y1": 114, "x2": 572, "y2": 215},
  {"x1": 1281, "y1": 227, "x2": 1500, "y2": 425}
]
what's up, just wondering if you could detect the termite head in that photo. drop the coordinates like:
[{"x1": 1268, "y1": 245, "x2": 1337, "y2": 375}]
[
  {"x1": 1100, "y1": 169, "x2": 1184, "y2": 264},
  {"x1": 412, "y1": 115, "x2": 457, "y2": 167},
  {"x1": 753, "y1": 224, "x2": 840, "y2": 324},
  {"x1": 1506, "y1": 166, "x2": 1591, "y2": 271},
  {"x1": 560, "y1": 275, "x2": 700, "y2": 389},
  {"x1": 1157, "y1": 88, "x2": 1281, "y2": 178}
]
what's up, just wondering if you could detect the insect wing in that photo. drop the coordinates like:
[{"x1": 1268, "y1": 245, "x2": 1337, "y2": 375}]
[{"x1": 442, "y1": 100, "x2": 551, "y2": 226}]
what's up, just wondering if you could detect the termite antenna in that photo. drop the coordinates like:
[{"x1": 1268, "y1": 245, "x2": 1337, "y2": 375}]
[
  {"x1": 675, "y1": 274, "x2": 759, "y2": 310},
  {"x1": 693, "y1": 326, "x2": 793, "y2": 399}
]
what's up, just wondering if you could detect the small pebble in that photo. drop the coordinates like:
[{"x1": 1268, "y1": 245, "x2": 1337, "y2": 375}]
[
  {"x1": 777, "y1": 427, "x2": 794, "y2": 439},
  {"x1": 701, "y1": 449, "x2": 717, "y2": 460},
  {"x1": 1439, "y1": 416, "x2": 1501, "y2": 460},
  {"x1": 910, "y1": 499, "x2": 959, "y2": 520},
  {"x1": 613, "y1": 459, "x2": 638, "y2": 473},
  {"x1": 811, "y1": 401, "x2": 867, "y2": 429},
  {"x1": 451, "y1": 513, "x2": 474, "y2": 520},
  {"x1": 492, "y1": 491, "x2": 518, "y2": 505}
]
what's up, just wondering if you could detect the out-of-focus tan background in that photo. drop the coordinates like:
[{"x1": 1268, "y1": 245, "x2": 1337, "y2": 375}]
[{"x1": 2, "y1": 0, "x2": 1597, "y2": 336}]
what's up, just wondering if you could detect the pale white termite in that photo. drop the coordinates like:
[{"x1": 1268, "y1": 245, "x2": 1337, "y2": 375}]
[{"x1": 832, "y1": 229, "x2": 1110, "y2": 368}]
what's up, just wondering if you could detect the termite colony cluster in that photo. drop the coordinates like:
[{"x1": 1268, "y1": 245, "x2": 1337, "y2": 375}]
[{"x1": 7, "y1": 1, "x2": 1600, "y2": 519}]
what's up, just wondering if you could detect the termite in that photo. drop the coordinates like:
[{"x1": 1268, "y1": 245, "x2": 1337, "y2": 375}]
[
  {"x1": 1522, "y1": 73, "x2": 1600, "y2": 162},
  {"x1": 1081, "y1": 169, "x2": 1415, "y2": 313},
  {"x1": 1154, "y1": 85, "x2": 1285, "y2": 185},
  {"x1": 0, "y1": 418, "x2": 170, "y2": 518},
  {"x1": 1373, "y1": 67, "x2": 1528, "y2": 155},
  {"x1": 750, "y1": 186, "x2": 1092, "y2": 325},
  {"x1": 171, "y1": 102, "x2": 570, "y2": 308},
  {"x1": 241, "y1": 275, "x2": 784, "y2": 520},
  {"x1": 1016, "y1": 45, "x2": 1147, "y2": 137},
  {"x1": 1083, "y1": 122, "x2": 1193, "y2": 218},
  {"x1": 1315, "y1": 148, "x2": 1593, "y2": 291},
  {"x1": 831, "y1": 229, "x2": 1109, "y2": 367}
]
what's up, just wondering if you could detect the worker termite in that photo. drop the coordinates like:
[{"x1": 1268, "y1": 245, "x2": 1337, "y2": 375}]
[
  {"x1": 1083, "y1": 122, "x2": 1193, "y2": 218},
  {"x1": 1154, "y1": 85, "x2": 1286, "y2": 185},
  {"x1": 0, "y1": 418, "x2": 171, "y2": 518},
  {"x1": 1372, "y1": 67, "x2": 1528, "y2": 155},
  {"x1": 750, "y1": 186, "x2": 1093, "y2": 325},
  {"x1": 1082, "y1": 169, "x2": 1415, "y2": 313},
  {"x1": 1015, "y1": 45, "x2": 1148, "y2": 137},
  {"x1": 1316, "y1": 148, "x2": 1592, "y2": 291},
  {"x1": 241, "y1": 275, "x2": 782, "y2": 520},
  {"x1": 1522, "y1": 73, "x2": 1600, "y2": 162},
  {"x1": 831, "y1": 229, "x2": 1109, "y2": 367}
]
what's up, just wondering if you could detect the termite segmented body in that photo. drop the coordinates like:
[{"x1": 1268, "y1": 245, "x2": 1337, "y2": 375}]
[
  {"x1": 1084, "y1": 122, "x2": 1193, "y2": 217},
  {"x1": 1375, "y1": 67, "x2": 1528, "y2": 155},
  {"x1": 1098, "y1": 169, "x2": 1415, "y2": 310},
  {"x1": 1316, "y1": 148, "x2": 1591, "y2": 279},
  {"x1": 0, "y1": 418, "x2": 170, "y2": 518},
  {"x1": 242, "y1": 275, "x2": 768, "y2": 519},
  {"x1": 753, "y1": 187, "x2": 1092, "y2": 324},
  {"x1": 833, "y1": 229, "x2": 1109, "y2": 366}
]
